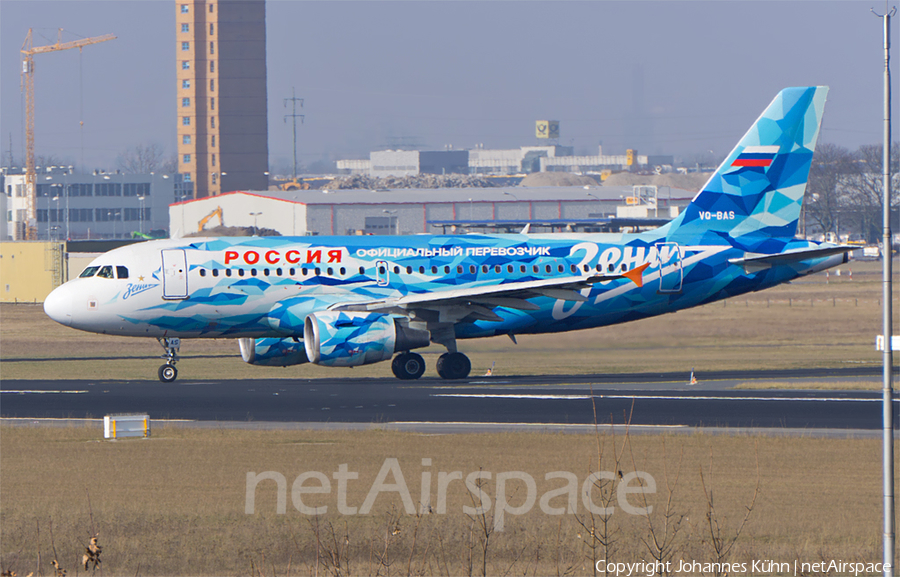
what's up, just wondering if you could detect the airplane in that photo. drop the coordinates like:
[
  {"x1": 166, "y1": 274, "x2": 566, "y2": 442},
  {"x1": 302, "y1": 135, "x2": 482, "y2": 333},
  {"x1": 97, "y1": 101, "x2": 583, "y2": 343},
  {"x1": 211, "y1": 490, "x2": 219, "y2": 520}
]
[{"x1": 44, "y1": 86, "x2": 852, "y2": 382}]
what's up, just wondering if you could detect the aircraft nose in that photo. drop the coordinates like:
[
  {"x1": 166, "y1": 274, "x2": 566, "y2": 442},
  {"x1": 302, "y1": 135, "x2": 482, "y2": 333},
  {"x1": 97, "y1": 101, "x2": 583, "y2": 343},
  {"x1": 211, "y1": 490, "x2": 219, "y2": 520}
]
[{"x1": 43, "y1": 284, "x2": 73, "y2": 327}]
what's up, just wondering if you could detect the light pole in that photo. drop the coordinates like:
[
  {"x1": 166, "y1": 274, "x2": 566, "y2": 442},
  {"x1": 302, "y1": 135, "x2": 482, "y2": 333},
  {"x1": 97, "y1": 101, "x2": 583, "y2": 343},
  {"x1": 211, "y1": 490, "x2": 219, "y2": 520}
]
[
  {"x1": 249, "y1": 211, "x2": 262, "y2": 235},
  {"x1": 64, "y1": 168, "x2": 70, "y2": 241},
  {"x1": 137, "y1": 195, "x2": 146, "y2": 235},
  {"x1": 51, "y1": 195, "x2": 59, "y2": 240},
  {"x1": 43, "y1": 176, "x2": 53, "y2": 240},
  {"x1": 382, "y1": 209, "x2": 398, "y2": 235}
]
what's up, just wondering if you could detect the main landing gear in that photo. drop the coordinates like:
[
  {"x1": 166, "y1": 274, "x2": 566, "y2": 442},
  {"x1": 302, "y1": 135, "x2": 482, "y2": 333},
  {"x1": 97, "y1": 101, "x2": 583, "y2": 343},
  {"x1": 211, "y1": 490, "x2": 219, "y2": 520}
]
[
  {"x1": 390, "y1": 350, "x2": 471, "y2": 380},
  {"x1": 157, "y1": 337, "x2": 181, "y2": 382}
]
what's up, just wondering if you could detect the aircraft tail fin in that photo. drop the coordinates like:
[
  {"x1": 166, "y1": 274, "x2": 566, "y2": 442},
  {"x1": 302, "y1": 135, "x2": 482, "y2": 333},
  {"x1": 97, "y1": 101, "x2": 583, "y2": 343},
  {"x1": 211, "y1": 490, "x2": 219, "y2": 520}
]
[{"x1": 669, "y1": 87, "x2": 828, "y2": 246}]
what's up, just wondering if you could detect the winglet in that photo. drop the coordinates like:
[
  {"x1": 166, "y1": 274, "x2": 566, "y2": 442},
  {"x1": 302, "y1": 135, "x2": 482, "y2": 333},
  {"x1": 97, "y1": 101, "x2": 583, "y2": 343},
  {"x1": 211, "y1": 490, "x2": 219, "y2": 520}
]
[{"x1": 622, "y1": 262, "x2": 650, "y2": 287}]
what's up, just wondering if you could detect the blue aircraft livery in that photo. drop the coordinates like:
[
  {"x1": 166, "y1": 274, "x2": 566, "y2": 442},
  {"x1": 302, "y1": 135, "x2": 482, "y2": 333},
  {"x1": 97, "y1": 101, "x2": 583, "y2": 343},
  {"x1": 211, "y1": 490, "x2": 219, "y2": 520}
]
[{"x1": 44, "y1": 87, "x2": 851, "y2": 381}]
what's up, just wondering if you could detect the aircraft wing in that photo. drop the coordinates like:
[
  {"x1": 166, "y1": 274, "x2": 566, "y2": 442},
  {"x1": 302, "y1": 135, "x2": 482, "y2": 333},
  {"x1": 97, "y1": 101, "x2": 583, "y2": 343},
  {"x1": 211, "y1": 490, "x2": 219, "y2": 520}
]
[
  {"x1": 729, "y1": 245, "x2": 854, "y2": 273},
  {"x1": 334, "y1": 263, "x2": 649, "y2": 322}
]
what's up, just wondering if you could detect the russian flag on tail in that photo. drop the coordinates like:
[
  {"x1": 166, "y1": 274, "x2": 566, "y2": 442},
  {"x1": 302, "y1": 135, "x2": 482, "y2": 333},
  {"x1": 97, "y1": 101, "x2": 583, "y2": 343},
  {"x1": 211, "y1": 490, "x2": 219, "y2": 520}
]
[{"x1": 731, "y1": 145, "x2": 779, "y2": 168}]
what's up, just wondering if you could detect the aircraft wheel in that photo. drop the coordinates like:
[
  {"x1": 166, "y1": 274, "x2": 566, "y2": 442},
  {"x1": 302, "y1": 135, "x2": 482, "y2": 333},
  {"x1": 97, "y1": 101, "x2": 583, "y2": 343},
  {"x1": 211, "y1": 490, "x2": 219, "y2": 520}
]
[
  {"x1": 436, "y1": 352, "x2": 471, "y2": 380},
  {"x1": 158, "y1": 364, "x2": 178, "y2": 383},
  {"x1": 392, "y1": 352, "x2": 426, "y2": 380}
]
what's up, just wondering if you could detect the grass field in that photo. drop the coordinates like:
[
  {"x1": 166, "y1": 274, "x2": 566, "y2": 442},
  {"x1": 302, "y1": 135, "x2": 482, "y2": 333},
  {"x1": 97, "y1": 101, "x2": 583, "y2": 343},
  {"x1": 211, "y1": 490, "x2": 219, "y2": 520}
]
[
  {"x1": 2, "y1": 425, "x2": 899, "y2": 576},
  {"x1": 0, "y1": 260, "x2": 895, "y2": 383}
]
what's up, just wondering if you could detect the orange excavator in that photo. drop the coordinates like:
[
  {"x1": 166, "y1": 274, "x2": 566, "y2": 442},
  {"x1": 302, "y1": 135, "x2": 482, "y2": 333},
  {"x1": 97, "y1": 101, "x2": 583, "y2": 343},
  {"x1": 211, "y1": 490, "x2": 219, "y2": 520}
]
[{"x1": 198, "y1": 207, "x2": 223, "y2": 232}]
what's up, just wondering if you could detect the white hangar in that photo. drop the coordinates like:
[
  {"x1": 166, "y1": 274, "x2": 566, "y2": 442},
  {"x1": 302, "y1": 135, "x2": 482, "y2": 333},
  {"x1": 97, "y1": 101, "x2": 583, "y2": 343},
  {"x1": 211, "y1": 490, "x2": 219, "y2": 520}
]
[{"x1": 168, "y1": 186, "x2": 693, "y2": 239}]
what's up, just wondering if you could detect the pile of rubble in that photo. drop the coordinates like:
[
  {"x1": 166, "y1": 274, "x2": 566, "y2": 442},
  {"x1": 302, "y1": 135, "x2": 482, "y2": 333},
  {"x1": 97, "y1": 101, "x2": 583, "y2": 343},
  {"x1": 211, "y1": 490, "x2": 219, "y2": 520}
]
[
  {"x1": 326, "y1": 174, "x2": 499, "y2": 190},
  {"x1": 186, "y1": 225, "x2": 281, "y2": 237}
]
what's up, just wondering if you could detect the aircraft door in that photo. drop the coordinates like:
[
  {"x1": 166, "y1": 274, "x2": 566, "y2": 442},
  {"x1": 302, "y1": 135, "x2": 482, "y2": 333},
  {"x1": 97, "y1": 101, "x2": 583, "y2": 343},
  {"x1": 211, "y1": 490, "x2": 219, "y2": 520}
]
[
  {"x1": 375, "y1": 260, "x2": 389, "y2": 286},
  {"x1": 655, "y1": 242, "x2": 683, "y2": 293},
  {"x1": 162, "y1": 249, "x2": 189, "y2": 299}
]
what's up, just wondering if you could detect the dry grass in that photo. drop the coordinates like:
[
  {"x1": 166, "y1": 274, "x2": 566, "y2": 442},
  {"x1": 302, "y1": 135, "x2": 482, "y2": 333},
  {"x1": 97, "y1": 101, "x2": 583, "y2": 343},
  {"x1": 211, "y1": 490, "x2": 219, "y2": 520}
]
[
  {"x1": 1, "y1": 424, "x2": 898, "y2": 576},
  {"x1": 0, "y1": 261, "x2": 894, "y2": 382},
  {"x1": 733, "y1": 380, "x2": 881, "y2": 390}
]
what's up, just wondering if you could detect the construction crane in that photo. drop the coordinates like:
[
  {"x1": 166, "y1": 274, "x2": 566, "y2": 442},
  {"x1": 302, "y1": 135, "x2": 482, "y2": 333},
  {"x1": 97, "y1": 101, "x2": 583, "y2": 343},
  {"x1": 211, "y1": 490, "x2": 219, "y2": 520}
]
[{"x1": 20, "y1": 28, "x2": 116, "y2": 239}]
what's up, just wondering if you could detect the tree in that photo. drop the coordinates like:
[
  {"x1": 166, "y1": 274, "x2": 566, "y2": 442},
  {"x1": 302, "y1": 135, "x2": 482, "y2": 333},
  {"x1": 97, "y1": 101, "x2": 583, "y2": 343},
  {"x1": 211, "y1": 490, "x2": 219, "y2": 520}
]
[
  {"x1": 116, "y1": 143, "x2": 173, "y2": 174},
  {"x1": 804, "y1": 143, "x2": 856, "y2": 237},
  {"x1": 843, "y1": 143, "x2": 900, "y2": 243}
]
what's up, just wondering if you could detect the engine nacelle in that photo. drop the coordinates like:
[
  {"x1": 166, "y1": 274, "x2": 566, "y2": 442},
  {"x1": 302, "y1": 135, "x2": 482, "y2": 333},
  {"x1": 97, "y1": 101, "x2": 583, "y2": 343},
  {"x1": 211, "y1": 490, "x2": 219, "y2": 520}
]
[
  {"x1": 303, "y1": 311, "x2": 430, "y2": 367},
  {"x1": 239, "y1": 337, "x2": 309, "y2": 367}
]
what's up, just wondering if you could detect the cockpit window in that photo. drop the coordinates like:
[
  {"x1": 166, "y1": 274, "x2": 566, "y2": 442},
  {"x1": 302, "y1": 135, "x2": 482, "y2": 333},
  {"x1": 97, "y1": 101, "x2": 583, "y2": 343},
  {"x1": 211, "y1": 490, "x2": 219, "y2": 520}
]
[
  {"x1": 116, "y1": 266, "x2": 129, "y2": 279},
  {"x1": 96, "y1": 266, "x2": 115, "y2": 279},
  {"x1": 79, "y1": 266, "x2": 100, "y2": 278}
]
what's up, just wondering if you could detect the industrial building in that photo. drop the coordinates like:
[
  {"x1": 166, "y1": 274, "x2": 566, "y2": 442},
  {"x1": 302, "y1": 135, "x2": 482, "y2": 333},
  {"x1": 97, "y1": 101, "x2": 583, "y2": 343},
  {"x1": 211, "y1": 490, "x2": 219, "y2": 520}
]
[
  {"x1": 3, "y1": 167, "x2": 184, "y2": 240},
  {"x1": 176, "y1": 0, "x2": 268, "y2": 198},
  {"x1": 337, "y1": 145, "x2": 672, "y2": 177},
  {"x1": 169, "y1": 185, "x2": 691, "y2": 239}
]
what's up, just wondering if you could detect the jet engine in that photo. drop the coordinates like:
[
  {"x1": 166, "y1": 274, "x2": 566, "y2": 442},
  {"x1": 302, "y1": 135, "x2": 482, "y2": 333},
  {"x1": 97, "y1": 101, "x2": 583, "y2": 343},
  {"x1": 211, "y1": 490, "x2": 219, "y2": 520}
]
[
  {"x1": 239, "y1": 337, "x2": 309, "y2": 366},
  {"x1": 303, "y1": 311, "x2": 430, "y2": 367}
]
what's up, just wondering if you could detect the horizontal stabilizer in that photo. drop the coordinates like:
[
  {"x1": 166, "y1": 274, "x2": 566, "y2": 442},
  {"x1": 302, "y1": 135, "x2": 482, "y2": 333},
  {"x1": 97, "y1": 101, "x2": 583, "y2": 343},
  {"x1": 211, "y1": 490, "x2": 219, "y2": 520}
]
[{"x1": 729, "y1": 245, "x2": 854, "y2": 273}]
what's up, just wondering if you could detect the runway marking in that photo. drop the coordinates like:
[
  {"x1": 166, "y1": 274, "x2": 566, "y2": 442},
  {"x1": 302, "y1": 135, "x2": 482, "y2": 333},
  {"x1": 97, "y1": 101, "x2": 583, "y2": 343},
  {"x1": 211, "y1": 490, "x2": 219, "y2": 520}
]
[
  {"x1": 433, "y1": 393, "x2": 591, "y2": 400},
  {"x1": 433, "y1": 393, "x2": 898, "y2": 402},
  {"x1": 593, "y1": 394, "x2": 898, "y2": 403},
  {"x1": 1, "y1": 390, "x2": 90, "y2": 394},
  {"x1": 393, "y1": 421, "x2": 688, "y2": 428}
]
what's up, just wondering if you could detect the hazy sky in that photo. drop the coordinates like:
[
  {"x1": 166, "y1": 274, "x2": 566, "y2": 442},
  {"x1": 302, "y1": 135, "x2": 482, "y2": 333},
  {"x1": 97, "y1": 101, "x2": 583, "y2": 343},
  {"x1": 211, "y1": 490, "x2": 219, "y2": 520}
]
[{"x1": 0, "y1": 1, "x2": 896, "y2": 174}]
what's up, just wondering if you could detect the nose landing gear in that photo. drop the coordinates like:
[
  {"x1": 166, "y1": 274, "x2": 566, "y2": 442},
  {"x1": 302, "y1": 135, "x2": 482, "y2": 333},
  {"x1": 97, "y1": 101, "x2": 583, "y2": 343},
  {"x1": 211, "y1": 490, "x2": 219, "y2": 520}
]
[{"x1": 157, "y1": 337, "x2": 181, "y2": 382}]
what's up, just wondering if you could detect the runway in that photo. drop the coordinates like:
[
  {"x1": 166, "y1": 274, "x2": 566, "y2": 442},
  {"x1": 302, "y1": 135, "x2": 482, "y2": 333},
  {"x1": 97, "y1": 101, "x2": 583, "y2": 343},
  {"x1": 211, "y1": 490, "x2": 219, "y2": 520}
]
[{"x1": 2, "y1": 367, "x2": 898, "y2": 432}]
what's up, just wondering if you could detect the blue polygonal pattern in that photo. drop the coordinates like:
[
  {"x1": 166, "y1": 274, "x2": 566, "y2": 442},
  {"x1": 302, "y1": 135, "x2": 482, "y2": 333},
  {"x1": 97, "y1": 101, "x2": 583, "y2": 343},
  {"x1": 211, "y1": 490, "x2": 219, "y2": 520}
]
[
  {"x1": 667, "y1": 87, "x2": 827, "y2": 250},
  {"x1": 249, "y1": 337, "x2": 308, "y2": 366},
  {"x1": 305, "y1": 311, "x2": 395, "y2": 367}
]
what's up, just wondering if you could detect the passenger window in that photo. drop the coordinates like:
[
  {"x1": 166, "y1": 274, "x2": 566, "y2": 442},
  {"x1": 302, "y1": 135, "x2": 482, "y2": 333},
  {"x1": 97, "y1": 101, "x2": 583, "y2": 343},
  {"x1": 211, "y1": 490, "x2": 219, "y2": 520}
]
[
  {"x1": 520, "y1": 265, "x2": 526, "y2": 273},
  {"x1": 570, "y1": 265, "x2": 577, "y2": 273},
  {"x1": 379, "y1": 266, "x2": 386, "y2": 274},
  {"x1": 431, "y1": 266, "x2": 438, "y2": 274},
  {"x1": 238, "y1": 269, "x2": 245, "y2": 277},
  {"x1": 494, "y1": 265, "x2": 501, "y2": 273},
  {"x1": 200, "y1": 269, "x2": 207, "y2": 277},
  {"x1": 394, "y1": 266, "x2": 400, "y2": 274},
  {"x1": 469, "y1": 265, "x2": 476, "y2": 274},
  {"x1": 545, "y1": 265, "x2": 552, "y2": 273},
  {"x1": 359, "y1": 266, "x2": 365, "y2": 275},
  {"x1": 79, "y1": 266, "x2": 100, "y2": 278},
  {"x1": 457, "y1": 265, "x2": 463, "y2": 274},
  {"x1": 290, "y1": 268, "x2": 296, "y2": 276},
  {"x1": 226, "y1": 269, "x2": 232, "y2": 277},
  {"x1": 482, "y1": 265, "x2": 489, "y2": 273},
  {"x1": 418, "y1": 266, "x2": 425, "y2": 274},
  {"x1": 558, "y1": 265, "x2": 564, "y2": 273},
  {"x1": 406, "y1": 266, "x2": 412, "y2": 274},
  {"x1": 251, "y1": 269, "x2": 258, "y2": 277},
  {"x1": 116, "y1": 266, "x2": 129, "y2": 279},
  {"x1": 302, "y1": 268, "x2": 308, "y2": 276},
  {"x1": 533, "y1": 265, "x2": 539, "y2": 273},
  {"x1": 340, "y1": 267, "x2": 346, "y2": 276},
  {"x1": 97, "y1": 266, "x2": 114, "y2": 279},
  {"x1": 444, "y1": 266, "x2": 450, "y2": 274},
  {"x1": 507, "y1": 265, "x2": 513, "y2": 273},
  {"x1": 264, "y1": 269, "x2": 270, "y2": 276},
  {"x1": 212, "y1": 269, "x2": 219, "y2": 277},
  {"x1": 315, "y1": 268, "x2": 321, "y2": 275}
]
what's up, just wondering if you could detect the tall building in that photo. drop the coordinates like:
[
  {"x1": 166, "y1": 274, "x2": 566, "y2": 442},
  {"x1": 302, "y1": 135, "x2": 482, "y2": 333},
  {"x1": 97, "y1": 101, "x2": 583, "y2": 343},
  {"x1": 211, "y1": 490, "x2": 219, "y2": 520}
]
[{"x1": 176, "y1": 0, "x2": 268, "y2": 198}]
